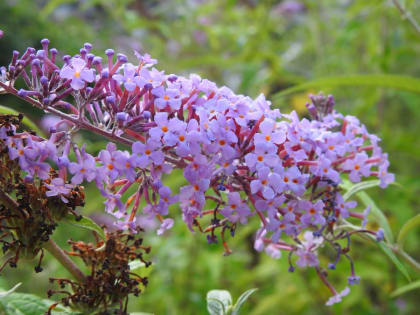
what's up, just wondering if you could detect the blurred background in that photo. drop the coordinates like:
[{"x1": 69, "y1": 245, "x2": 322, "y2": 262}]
[{"x1": 1, "y1": 0, "x2": 420, "y2": 314}]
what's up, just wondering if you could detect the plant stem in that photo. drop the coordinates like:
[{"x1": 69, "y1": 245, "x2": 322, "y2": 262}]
[
  {"x1": 392, "y1": 0, "x2": 420, "y2": 35},
  {"x1": 0, "y1": 81, "x2": 133, "y2": 147},
  {"x1": 44, "y1": 239, "x2": 86, "y2": 283}
]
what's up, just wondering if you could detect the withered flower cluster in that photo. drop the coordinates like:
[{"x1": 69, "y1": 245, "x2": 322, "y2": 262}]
[
  {"x1": 47, "y1": 230, "x2": 151, "y2": 315},
  {"x1": 0, "y1": 114, "x2": 84, "y2": 273}
]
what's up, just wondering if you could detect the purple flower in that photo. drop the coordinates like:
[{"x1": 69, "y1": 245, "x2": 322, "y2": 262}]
[
  {"x1": 295, "y1": 231, "x2": 323, "y2": 267},
  {"x1": 112, "y1": 63, "x2": 138, "y2": 91},
  {"x1": 250, "y1": 167, "x2": 278, "y2": 200},
  {"x1": 220, "y1": 192, "x2": 252, "y2": 224},
  {"x1": 300, "y1": 200, "x2": 326, "y2": 227},
  {"x1": 156, "y1": 186, "x2": 178, "y2": 216},
  {"x1": 157, "y1": 218, "x2": 174, "y2": 235},
  {"x1": 335, "y1": 193, "x2": 356, "y2": 219},
  {"x1": 342, "y1": 152, "x2": 371, "y2": 182},
  {"x1": 131, "y1": 139, "x2": 164, "y2": 168},
  {"x1": 153, "y1": 86, "x2": 181, "y2": 110},
  {"x1": 245, "y1": 142, "x2": 279, "y2": 170},
  {"x1": 60, "y1": 57, "x2": 94, "y2": 90},
  {"x1": 45, "y1": 178, "x2": 73, "y2": 203},
  {"x1": 255, "y1": 119, "x2": 286, "y2": 145},
  {"x1": 149, "y1": 112, "x2": 185, "y2": 146},
  {"x1": 69, "y1": 152, "x2": 96, "y2": 184},
  {"x1": 134, "y1": 68, "x2": 165, "y2": 88}
]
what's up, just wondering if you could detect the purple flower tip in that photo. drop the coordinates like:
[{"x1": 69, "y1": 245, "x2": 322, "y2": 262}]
[
  {"x1": 84, "y1": 42, "x2": 92, "y2": 50},
  {"x1": 117, "y1": 53, "x2": 128, "y2": 63},
  {"x1": 105, "y1": 49, "x2": 114, "y2": 56},
  {"x1": 62, "y1": 55, "x2": 71, "y2": 63},
  {"x1": 40, "y1": 76, "x2": 48, "y2": 85},
  {"x1": 288, "y1": 266, "x2": 295, "y2": 273},
  {"x1": 144, "y1": 83, "x2": 153, "y2": 91},
  {"x1": 41, "y1": 38, "x2": 50, "y2": 45},
  {"x1": 97, "y1": 70, "x2": 108, "y2": 80},
  {"x1": 13, "y1": 50, "x2": 19, "y2": 57},
  {"x1": 328, "y1": 263, "x2": 336, "y2": 270},
  {"x1": 348, "y1": 275, "x2": 361, "y2": 285},
  {"x1": 116, "y1": 112, "x2": 128, "y2": 121},
  {"x1": 43, "y1": 97, "x2": 50, "y2": 106},
  {"x1": 0, "y1": 29, "x2": 3, "y2": 38},
  {"x1": 17, "y1": 89, "x2": 28, "y2": 97},
  {"x1": 80, "y1": 48, "x2": 87, "y2": 55},
  {"x1": 206, "y1": 234, "x2": 217, "y2": 244},
  {"x1": 87, "y1": 53, "x2": 95, "y2": 61},
  {"x1": 36, "y1": 50, "x2": 45, "y2": 59},
  {"x1": 142, "y1": 111, "x2": 151, "y2": 119},
  {"x1": 50, "y1": 48, "x2": 58, "y2": 55},
  {"x1": 93, "y1": 56, "x2": 103, "y2": 65},
  {"x1": 168, "y1": 75, "x2": 178, "y2": 82},
  {"x1": 31, "y1": 59, "x2": 41, "y2": 67},
  {"x1": 376, "y1": 228, "x2": 385, "y2": 242},
  {"x1": 49, "y1": 126, "x2": 57, "y2": 134}
]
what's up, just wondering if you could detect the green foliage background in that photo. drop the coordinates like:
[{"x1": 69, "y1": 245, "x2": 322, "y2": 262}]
[{"x1": 1, "y1": 0, "x2": 420, "y2": 314}]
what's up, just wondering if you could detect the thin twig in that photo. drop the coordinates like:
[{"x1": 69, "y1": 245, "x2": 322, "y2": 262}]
[
  {"x1": 392, "y1": 0, "x2": 420, "y2": 35},
  {"x1": 44, "y1": 239, "x2": 86, "y2": 283}
]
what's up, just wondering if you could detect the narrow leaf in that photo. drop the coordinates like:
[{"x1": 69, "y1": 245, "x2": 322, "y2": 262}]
[
  {"x1": 232, "y1": 288, "x2": 258, "y2": 315},
  {"x1": 397, "y1": 214, "x2": 420, "y2": 249},
  {"x1": 272, "y1": 74, "x2": 420, "y2": 101},
  {"x1": 357, "y1": 191, "x2": 394, "y2": 243},
  {"x1": 343, "y1": 180, "x2": 381, "y2": 201},
  {"x1": 390, "y1": 280, "x2": 420, "y2": 298},
  {"x1": 63, "y1": 214, "x2": 105, "y2": 239},
  {"x1": 0, "y1": 283, "x2": 21, "y2": 298},
  {"x1": 378, "y1": 242, "x2": 411, "y2": 282}
]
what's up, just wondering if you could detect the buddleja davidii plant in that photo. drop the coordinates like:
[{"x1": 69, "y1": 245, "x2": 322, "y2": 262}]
[
  {"x1": 0, "y1": 114, "x2": 151, "y2": 315},
  {"x1": 0, "y1": 38, "x2": 397, "y2": 307}
]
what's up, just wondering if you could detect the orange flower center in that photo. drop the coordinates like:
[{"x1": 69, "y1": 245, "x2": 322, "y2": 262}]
[
  {"x1": 163, "y1": 95, "x2": 170, "y2": 100},
  {"x1": 74, "y1": 71, "x2": 81, "y2": 78},
  {"x1": 107, "y1": 164, "x2": 114, "y2": 170},
  {"x1": 309, "y1": 208, "x2": 316, "y2": 214},
  {"x1": 145, "y1": 149, "x2": 151, "y2": 155},
  {"x1": 179, "y1": 135, "x2": 185, "y2": 142},
  {"x1": 161, "y1": 126, "x2": 169, "y2": 132},
  {"x1": 257, "y1": 155, "x2": 264, "y2": 162},
  {"x1": 284, "y1": 176, "x2": 289, "y2": 183},
  {"x1": 354, "y1": 164, "x2": 360, "y2": 170},
  {"x1": 218, "y1": 140, "x2": 226, "y2": 146}
]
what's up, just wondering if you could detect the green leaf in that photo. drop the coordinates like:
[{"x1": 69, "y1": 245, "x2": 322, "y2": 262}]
[
  {"x1": 232, "y1": 288, "x2": 258, "y2": 315},
  {"x1": 130, "y1": 313, "x2": 154, "y2": 315},
  {"x1": 0, "y1": 292, "x2": 53, "y2": 315},
  {"x1": 343, "y1": 179, "x2": 381, "y2": 201},
  {"x1": 0, "y1": 283, "x2": 21, "y2": 298},
  {"x1": 357, "y1": 191, "x2": 394, "y2": 243},
  {"x1": 378, "y1": 242, "x2": 411, "y2": 282},
  {"x1": 390, "y1": 280, "x2": 420, "y2": 298},
  {"x1": 207, "y1": 290, "x2": 232, "y2": 315},
  {"x1": 272, "y1": 74, "x2": 420, "y2": 101},
  {"x1": 397, "y1": 214, "x2": 420, "y2": 249},
  {"x1": 62, "y1": 214, "x2": 105, "y2": 240},
  {"x1": 0, "y1": 105, "x2": 44, "y2": 136}
]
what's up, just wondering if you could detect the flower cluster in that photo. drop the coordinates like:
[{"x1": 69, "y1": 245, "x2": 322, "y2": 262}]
[
  {"x1": 0, "y1": 114, "x2": 84, "y2": 273},
  {"x1": 0, "y1": 40, "x2": 394, "y2": 304},
  {"x1": 47, "y1": 230, "x2": 151, "y2": 314}
]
